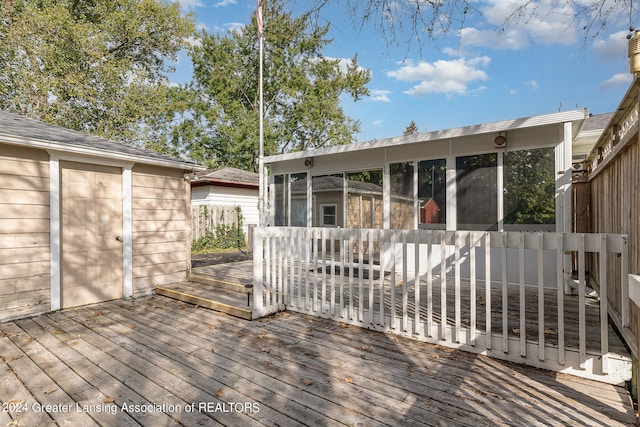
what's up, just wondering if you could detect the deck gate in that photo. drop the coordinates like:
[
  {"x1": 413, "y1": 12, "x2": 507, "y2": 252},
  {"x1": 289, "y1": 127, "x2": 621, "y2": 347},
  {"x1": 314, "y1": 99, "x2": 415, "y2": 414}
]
[{"x1": 252, "y1": 227, "x2": 630, "y2": 384}]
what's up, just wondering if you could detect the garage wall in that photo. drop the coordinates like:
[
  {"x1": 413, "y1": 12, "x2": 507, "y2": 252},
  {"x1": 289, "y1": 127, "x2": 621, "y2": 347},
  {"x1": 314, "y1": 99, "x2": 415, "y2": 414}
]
[
  {"x1": 132, "y1": 164, "x2": 188, "y2": 296},
  {"x1": 0, "y1": 144, "x2": 50, "y2": 321}
]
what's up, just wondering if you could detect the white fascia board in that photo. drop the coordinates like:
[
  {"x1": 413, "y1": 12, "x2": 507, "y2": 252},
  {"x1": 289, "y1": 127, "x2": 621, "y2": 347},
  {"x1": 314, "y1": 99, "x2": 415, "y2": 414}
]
[
  {"x1": 0, "y1": 132, "x2": 206, "y2": 171},
  {"x1": 265, "y1": 109, "x2": 588, "y2": 164},
  {"x1": 587, "y1": 78, "x2": 640, "y2": 162}
]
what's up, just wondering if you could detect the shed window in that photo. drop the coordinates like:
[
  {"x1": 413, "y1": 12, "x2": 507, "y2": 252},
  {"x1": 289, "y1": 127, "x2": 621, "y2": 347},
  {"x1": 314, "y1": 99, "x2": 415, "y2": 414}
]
[{"x1": 320, "y1": 204, "x2": 337, "y2": 226}]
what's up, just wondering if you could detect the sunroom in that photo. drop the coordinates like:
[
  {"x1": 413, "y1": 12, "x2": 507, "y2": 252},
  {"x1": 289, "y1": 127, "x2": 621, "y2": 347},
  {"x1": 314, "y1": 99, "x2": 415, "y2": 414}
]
[{"x1": 252, "y1": 109, "x2": 632, "y2": 384}]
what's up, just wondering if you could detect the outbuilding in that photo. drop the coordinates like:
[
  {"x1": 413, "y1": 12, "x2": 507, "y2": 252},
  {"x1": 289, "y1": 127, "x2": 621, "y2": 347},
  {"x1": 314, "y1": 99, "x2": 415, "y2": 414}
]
[
  {"x1": 0, "y1": 111, "x2": 203, "y2": 321},
  {"x1": 190, "y1": 167, "x2": 259, "y2": 234}
]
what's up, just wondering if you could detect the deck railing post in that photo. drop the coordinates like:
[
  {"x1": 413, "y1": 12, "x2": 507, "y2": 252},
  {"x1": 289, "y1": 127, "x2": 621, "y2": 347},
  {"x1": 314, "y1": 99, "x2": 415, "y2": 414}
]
[
  {"x1": 252, "y1": 227, "x2": 264, "y2": 310},
  {"x1": 600, "y1": 233, "x2": 609, "y2": 374},
  {"x1": 622, "y1": 235, "x2": 629, "y2": 327}
]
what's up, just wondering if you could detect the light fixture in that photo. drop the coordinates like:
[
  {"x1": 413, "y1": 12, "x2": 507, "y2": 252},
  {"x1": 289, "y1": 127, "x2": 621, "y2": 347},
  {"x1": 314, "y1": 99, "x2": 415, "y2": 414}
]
[
  {"x1": 494, "y1": 132, "x2": 507, "y2": 148},
  {"x1": 304, "y1": 158, "x2": 313, "y2": 168}
]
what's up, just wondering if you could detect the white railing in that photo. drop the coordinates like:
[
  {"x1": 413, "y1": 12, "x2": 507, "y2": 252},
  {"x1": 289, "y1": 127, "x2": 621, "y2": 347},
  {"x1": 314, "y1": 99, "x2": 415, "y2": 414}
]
[{"x1": 252, "y1": 227, "x2": 630, "y2": 383}]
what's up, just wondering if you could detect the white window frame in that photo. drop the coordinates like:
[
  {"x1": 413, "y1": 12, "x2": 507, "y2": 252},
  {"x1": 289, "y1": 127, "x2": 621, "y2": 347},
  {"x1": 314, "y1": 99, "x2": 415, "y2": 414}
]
[{"x1": 319, "y1": 203, "x2": 338, "y2": 227}]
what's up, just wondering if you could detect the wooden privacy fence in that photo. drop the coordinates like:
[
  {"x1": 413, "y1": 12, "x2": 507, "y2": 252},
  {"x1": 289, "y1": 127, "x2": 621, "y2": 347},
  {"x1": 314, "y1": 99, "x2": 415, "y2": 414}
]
[
  {"x1": 191, "y1": 205, "x2": 242, "y2": 241},
  {"x1": 252, "y1": 227, "x2": 631, "y2": 384}
]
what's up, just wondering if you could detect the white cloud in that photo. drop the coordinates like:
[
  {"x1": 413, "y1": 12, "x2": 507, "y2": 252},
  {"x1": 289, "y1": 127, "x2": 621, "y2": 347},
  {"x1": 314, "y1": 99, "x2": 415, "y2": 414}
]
[
  {"x1": 177, "y1": 0, "x2": 204, "y2": 10},
  {"x1": 371, "y1": 120, "x2": 383, "y2": 128},
  {"x1": 226, "y1": 22, "x2": 245, "y2": 33},
  {"x1": 591, "y1": 31, "x2": 628, "y2": 62},
  {"x1": 509, "y1": 89, "x2": 518, "y2": 95},
  {"x1": 369, "y1": 89, "x2": 391, "y2": 103},
  {"x1": 460, "y1": 27, "x2": 530, "y2": 50},
  {"x1": 600, "y1": 73, "x2": 632, "y2": 89},
  {"x1": 387, "y1": 57, "x2": 491, "y2": 97},
  {"x1": 460, "y1": 0, "x2": 578, "y2": 50},
  {"x1": 214, "y1": 0, "x2": 236, "y2": 6},
  {"x1": 524, "y1": 80, "x2": 538, "y2": 90}
]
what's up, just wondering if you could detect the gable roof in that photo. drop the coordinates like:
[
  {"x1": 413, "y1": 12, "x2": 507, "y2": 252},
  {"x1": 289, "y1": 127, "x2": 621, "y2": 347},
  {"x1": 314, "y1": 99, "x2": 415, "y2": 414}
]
[
  {"x1": 573, "y1": 112, "x2": 614, "y2": 159},
  {"x1": 0, "y1": 110, "x2": 203, "y2": 170},
  {"x1": 192, "y1": 167, "x2": 259, "y2": 188}
]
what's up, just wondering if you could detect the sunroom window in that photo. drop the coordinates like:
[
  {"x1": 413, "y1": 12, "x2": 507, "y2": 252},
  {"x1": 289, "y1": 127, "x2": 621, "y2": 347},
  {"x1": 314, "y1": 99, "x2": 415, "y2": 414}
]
[
  {"x1": 503, "y1": 147, "x2": 555, "y2": 231},
  {"x1": 456, "y1": 153, "x2": 498, "y2": 231},
  {"x1": 418, "y1": 159, "x2": 446, "y2": 229}
]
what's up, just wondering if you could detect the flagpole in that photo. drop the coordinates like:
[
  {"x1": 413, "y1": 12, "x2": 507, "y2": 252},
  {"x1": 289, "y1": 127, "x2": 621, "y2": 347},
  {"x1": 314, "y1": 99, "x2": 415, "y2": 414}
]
[{"x1": 257, "y1": 0, "x2": 265, "y2": 227}]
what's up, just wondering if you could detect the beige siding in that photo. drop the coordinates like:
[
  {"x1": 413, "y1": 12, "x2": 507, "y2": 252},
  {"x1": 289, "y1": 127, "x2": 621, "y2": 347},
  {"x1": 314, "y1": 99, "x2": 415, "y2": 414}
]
[
  {"x1": 0, "y1": 144, "x2": 50, "y2": 321},
  {"x1": 132, "y1": 164, "x2": 188, "y2": 296}
]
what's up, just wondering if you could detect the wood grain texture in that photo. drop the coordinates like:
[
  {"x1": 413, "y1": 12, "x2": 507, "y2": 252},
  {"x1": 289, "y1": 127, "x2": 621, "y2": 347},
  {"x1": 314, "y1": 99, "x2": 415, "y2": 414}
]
[{"x1": 0, "y1": 296, "x2": 634, "y2": 426}]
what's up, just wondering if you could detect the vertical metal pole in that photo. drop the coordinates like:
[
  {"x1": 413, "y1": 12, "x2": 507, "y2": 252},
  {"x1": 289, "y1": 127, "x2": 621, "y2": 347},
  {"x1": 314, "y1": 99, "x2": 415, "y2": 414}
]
[{"x1": 258, "y1": 1, "x2": 265, "y2": 227}]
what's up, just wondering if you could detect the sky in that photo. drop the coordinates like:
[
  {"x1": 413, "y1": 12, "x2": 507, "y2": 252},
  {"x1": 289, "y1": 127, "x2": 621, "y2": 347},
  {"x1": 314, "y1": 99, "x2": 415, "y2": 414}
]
[{"x1": 169, "y1": 0, "x2": 635, "y2": 143}]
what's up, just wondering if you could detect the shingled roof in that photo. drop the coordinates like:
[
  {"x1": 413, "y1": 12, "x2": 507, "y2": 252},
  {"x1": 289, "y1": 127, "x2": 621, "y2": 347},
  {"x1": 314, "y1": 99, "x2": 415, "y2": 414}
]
[
  {"x1": 192, "y1": 167, "x2": 259, "y2": 188},
  {"x1": 0, "y1": 110, "x2": 202, "y2": 170}
]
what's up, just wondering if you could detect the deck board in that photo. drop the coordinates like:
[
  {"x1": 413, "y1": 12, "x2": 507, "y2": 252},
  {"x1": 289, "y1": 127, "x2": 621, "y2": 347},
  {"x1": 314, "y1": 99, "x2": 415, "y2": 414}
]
[{"x1": 0, "y1": 296, "x2": 635, "y2": 426}]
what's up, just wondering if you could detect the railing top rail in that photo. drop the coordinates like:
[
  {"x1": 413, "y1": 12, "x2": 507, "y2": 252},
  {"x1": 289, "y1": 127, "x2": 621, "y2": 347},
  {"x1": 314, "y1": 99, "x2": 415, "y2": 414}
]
[{"x1": 255, "y1": 227, "x2": 628, "y2": 254}]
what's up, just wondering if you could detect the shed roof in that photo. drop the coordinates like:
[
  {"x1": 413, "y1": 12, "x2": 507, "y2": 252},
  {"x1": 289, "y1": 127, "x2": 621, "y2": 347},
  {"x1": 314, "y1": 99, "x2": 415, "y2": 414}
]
[
  {"x1": 192, "y1": 167, "x2": 259, "y2": 188},
  {"x1": 0, "y1": 110, "x2": 203, "y2": 170}
]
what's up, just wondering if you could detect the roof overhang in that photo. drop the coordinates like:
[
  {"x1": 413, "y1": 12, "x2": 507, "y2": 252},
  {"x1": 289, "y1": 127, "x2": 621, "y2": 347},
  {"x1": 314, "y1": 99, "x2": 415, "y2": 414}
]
[
  {"x1": 265, "y1": 109, "x2": 589, "y2": 175},
  {"x1": 265, "y1": 109, "x2": 588, "y2": 165}
]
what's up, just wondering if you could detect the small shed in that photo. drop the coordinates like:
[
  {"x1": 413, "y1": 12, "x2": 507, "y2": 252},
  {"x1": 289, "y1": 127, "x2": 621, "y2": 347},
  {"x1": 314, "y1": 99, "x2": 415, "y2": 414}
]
[
  {"x1": 191, "y1": 167, "x2": 259, "y2": 234},
  {"x1": 0, "y1": 110, "x2": 203, "y2": 322}
]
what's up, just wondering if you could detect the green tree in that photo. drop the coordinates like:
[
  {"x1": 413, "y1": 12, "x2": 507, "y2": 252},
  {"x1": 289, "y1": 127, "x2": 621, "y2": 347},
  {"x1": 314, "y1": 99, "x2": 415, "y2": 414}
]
[
  {"x1": 171, "y1": 0, "x2": 371, "y2": 170},
  {"x1": 0, "y1": 0, "x2": 195, "y2": 147},
  {"x1": 403, "y1": 120, "x2": 419, "y2": 136}
]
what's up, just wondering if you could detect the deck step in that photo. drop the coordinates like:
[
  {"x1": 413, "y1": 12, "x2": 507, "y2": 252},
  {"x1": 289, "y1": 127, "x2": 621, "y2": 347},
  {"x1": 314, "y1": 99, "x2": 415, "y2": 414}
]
[
  {"x1": 156, "y1": 281, "x2": 254, "y2": 320},
  {"x1": 187, "y1": 273, "x2": 250, "y2": 296}
]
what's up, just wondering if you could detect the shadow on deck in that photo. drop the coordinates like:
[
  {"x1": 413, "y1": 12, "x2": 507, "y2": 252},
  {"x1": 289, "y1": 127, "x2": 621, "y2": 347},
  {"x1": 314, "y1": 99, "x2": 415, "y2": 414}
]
[{"x1": 158, "y1": 259, "x2": 633, "y2": 385}]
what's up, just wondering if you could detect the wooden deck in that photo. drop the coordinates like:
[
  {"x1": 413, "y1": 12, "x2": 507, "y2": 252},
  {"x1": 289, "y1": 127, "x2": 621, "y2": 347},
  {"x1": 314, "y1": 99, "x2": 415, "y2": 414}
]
[
  {"x1": 169, "y1": 260, "x2": 630, "y2": 361},
  {"x1": 0, "y1": 295, "x2": 636, "y2": 426}
]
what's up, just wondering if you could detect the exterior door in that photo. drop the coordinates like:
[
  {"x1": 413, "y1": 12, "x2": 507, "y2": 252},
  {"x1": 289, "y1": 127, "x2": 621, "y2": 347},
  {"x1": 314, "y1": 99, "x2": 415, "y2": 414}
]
[{"x1": 61, "y1": 161, "x2": 123, "y2": 308}]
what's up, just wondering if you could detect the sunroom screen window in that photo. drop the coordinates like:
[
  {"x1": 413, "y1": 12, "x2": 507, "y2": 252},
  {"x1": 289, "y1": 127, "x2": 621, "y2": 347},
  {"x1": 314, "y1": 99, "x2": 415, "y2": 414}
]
[
  {"x1": 390, "y1": 162, "x2": 414, "y2": 229},
  {"x1": 456, "y1": 154, "x2": 498, "y2": 231},
  {"x1": 290, "y1": 173, "x2": 307, "y2": 226},
  {"x1": 312, "y1": 174, "x2": 343, "y2": 227},
  {"x1": 273, "y1": 175, "x2": 288, "y2": 226},
  {"x1": 418, "y1": 159, "x2": 446, "y2": 229},
  {"x1": 346, "y1": 170, "x2": 383, "y2": 229},
  {"x1": 504, "y1": 147, "x2": 555, "y2": 230}
]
